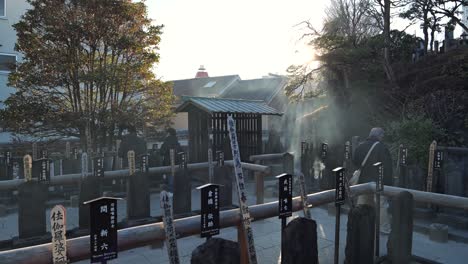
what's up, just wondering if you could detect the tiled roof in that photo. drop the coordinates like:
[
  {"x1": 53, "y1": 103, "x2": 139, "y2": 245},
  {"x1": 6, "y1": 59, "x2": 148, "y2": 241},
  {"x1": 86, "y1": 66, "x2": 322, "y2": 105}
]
[{"x1": 175, "y1": 96, "x2": 283, "y2": 116}]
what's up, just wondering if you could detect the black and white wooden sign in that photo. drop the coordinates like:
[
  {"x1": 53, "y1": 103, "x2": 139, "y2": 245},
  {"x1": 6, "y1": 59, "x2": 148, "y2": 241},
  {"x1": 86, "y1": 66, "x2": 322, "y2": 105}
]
[
  {"x1": 178, "y1": 152, "x2": 187, "y2": 169},
  {"x1": 298, "y1": 171, "x2": 311, "y2": 219},
  {"x1": 84, "y1": 197, "x2": 121, "y2": 263},
  {"x1": 41, "y1": 149, "x2": 48, "y2": 159},
  {"x1": 333, "y1": 167, "x2": 345, "y2": 206},
  {"x1": 170, "y1": 149, "x2": 175, "y2": 178},
  {"x1": 39, "y1": 158, "x2": 50, "y2": 182},
  {"x1": 160, "y1": 191, "x2": 180, "y2": 264},
  {"x1": 216, "y1": 151, "x2": 224, "y2": 167},
  {"x1": 81, "y1": 152, "x2": 88, "y2": 178},
  {"x1": 434, "y1": 150, "x2": 443, "y2": 169},
  {"x1": 374, "y1": 162, "x2": 384, "y2": 193},
  {"x1": 321, "y1": 143, "x2": 328, "y2": 160},
  {"x1": 51, "y1": 205, "x2": 68, "y2": 264},
  {"x1": 73, "y1": 148, "x2": 79, "y2": 160},
  {"x1": 276, "y1": 174, "x2": 292, "y2": 218},
  {"x1": 127, "y1": 150, "x2": 135, "y2": 176},
  {"x1": 140, "y1": 154, "x2": 149, "y2": 174},
  {"x1": 344, "y1": 142, "x2": 351, "y2": 161},
  {"x1": 197, "y1": 184, "x2": 220, "y2": 238},
  {"x1": 4, "y1": 151, "x2": 11, "y2": 166},
  {"x1": 94, "y1": 156, "x2": 104, "y2": 178},
  {"x1": 400, "y1": 147, "x2": 408, "y2": 165},
  {"x1": 227, "y1": 115, "x2": 258, "y2": 264}
]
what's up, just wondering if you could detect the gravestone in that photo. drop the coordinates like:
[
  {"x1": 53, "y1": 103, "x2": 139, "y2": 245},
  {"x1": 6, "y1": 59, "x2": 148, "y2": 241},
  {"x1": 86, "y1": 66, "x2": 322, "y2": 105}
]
[
  {"x1": 345, "y1": 205, "x2": 375, "y2": 264},
  {"x1": 18, "y1": 181, "x2": 48, "y2": 239},
  {"x1": 127, "y1": 154, "x2": 151, "y2": 221},
  {"x1": 79, "y1": 177, "x2": 101, "y2": 229},
  {"x1": 173, "y1": 152, "x2": 191, "y2": 216},
  {"x1": 191, "y1": 238, "x2": 240, "y2": 264},
  {"x1": 281, "y1": 217, "x2": 318, "y2": 264}
]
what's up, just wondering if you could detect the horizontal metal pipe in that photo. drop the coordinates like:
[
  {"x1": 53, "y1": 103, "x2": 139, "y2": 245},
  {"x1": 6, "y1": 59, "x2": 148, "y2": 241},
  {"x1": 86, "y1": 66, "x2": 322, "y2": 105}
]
[
  {"x1": 0, "y1": 183, "x2": 372, "y2": 264},
  {"x1": 249, "y1": 152, "x2": 291, "y2": 162},
  {"x1": 0, "y1": 161, "x2": 270, "y2": 191},
  {"x1": 436, "y1": 146, "x2": 468, "y2": 155}
]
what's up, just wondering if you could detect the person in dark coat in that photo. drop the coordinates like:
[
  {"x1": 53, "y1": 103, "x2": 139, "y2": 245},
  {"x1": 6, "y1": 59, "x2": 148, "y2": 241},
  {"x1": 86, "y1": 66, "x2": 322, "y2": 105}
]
[
  {"x1": 352, "y1": 127, "x2": 393, "y2": 233},
  {"x1": 352, "y1": 127, "x2": 393, "y2": 186},
  {"x1": 118, "y1": 126, "x2": 147, "y2": 167},
  {"x1": 160, "y1": 128, "x2": 181, "y2": 166}
]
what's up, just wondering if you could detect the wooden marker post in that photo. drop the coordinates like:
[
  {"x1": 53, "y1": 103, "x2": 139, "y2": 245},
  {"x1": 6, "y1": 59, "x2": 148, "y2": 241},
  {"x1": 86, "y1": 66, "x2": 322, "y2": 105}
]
[
  {"x1": 320, "y1": 143, "x2": 328, "y2": 189},
  {"x1": 160, "y1": 191, "x2": 180, "y2": 264},
  {"x1": 373, "y1": 162, "x2": 384, "y2": 258},
  {"x1": 23, "y1": 155, "x2": 32, "y2": 182},
  {"x1": 227, "y1": 115, "x2": 258, "y2": 264},
  {"x1": 169, "y1": 149, "x2": 175, "y2": 191},
  {"x1": 81, "y1": 152, "x2": 89, "y2": 179},
  {"x1": 332, "y1": 167, "x2": 345, "y2": 264},
  {"x1": 343, "y1": 141, "x2": 354, "y2": 207},
  {"x1": 127, "y1": 150, "x2": 135, "y2": 176},
  {"x1": 397, "y1": 145, "x2": 408, "y2": 187},
  {"x1": 50, "y1": 205, "x2": 68, "y2": 264},
  {"x1": 94, "y1": 156, "x2": 104, "y2": 178},
  {"x1": 426, "y1": 141, "x2": 437, "y2": 192},
  {"x1": 140, "y1": 154, "x2": 149, "y2": 175},
  {"x1": 298, "y1": 171, "x2": 311, "y2": 219},
  {"x1": 32, "y1": 143, "x2": 38, "y2": 161},
  {"x1": 39, "y1": 158, "x2": 50, "y2": 183},
  {"x1": 208, "y1": 132, "x2": 214, "y2": 183},
  {"x1": 65, "y1": 142, "x2": 71, "y2": 160},
  {"x1": 41, "y1": 149, "x2": 48, "y2": 159},
  {"x1": 197, "y1": 184, "x2": 221, "y2": 240},
  {"x1": 84, "y1": 197, "x2": 122, "y2": 264},
  {"x1": 277, "y1": 173, "x2": 292, "y2": 260}
]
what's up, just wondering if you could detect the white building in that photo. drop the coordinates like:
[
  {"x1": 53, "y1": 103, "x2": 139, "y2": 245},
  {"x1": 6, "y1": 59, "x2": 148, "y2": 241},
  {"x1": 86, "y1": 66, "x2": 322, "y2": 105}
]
[{"x1": 0, "y1": 0, "x2": 30, "y2": 108}]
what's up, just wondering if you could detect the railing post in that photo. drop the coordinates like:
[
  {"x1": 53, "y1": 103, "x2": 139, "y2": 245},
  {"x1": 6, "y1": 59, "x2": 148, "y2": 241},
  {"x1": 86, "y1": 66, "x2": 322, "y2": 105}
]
[{"x1": 255, "y1": 160, "x2": 264, "y2": 205}]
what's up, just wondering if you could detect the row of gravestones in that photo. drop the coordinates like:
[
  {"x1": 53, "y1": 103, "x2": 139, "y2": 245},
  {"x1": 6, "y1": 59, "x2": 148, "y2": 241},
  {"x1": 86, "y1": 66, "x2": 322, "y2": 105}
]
[{"x1": 14, "y1": 149, "x2": 234, "y2": 244}]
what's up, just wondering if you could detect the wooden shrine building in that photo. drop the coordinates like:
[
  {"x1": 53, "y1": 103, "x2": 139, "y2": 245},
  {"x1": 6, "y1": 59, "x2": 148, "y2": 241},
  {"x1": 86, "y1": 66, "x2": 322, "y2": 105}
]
[{"x1": 176, "y1": 97, "x2": 283, "y2": 162}]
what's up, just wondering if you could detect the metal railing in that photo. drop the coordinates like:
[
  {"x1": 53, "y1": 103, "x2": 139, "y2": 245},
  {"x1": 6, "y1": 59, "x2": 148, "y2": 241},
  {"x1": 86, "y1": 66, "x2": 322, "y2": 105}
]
[{"x1": 3, "y1": 182, "x2": 468, "y2": 264}]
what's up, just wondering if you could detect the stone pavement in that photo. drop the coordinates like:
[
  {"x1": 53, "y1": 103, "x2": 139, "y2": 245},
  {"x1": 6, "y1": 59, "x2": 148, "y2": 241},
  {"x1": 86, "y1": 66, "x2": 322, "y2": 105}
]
[{"x1": 1, "y1": 178, "x2": 467, "y2": 263}]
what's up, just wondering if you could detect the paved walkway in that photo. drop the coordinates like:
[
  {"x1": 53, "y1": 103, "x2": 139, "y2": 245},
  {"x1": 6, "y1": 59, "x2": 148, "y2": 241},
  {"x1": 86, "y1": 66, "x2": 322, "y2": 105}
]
[{"x1": 1, "y1": 178, "x2": 467, "y2": 263}]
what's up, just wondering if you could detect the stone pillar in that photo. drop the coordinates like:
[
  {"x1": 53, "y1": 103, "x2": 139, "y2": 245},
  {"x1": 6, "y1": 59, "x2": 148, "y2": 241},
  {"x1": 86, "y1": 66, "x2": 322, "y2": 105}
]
[
  {"x1": 173, "y1": 152, "x2": 191, "y2": 216},
  {"x1": 127, "y1": 173, "x2": 151, "y2": 220},
  {"x1": 18, "y1": 181, "x2": 48, "y2": 239},
  {"x1": 78, "y1": 177, "x2": 101, "y2": 229},
  {"x1": 387, "y1": 191, "x2": 414, "y2": 264},
  {"x1": 345, "y1": 204, "x2": 375, "y2": 264},
  {"x1": 283, "y1": 153, "x2": 294, "y2": 175},
  {"x1": 281, "y1": 217, "x2": 318, "y2": 264}
]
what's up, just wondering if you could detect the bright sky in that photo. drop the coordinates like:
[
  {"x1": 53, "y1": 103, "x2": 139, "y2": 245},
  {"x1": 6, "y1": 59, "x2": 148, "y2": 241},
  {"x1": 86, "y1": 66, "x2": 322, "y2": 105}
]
[{"x1": 145, "y1": 0, "x2": 328, "y2": 81}]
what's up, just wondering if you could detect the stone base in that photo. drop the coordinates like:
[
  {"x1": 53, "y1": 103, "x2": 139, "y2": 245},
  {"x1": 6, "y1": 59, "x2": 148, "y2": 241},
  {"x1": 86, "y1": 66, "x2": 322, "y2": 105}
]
[
  {"x1": 436, "y1": 213, "x2": 468, "y2": 229},
  {"x1": 12, "y1": 234, "x2": 51, "y2": 248},
  {"x1": 429, "y1": 223, "x2": 448, "y2": 243}
]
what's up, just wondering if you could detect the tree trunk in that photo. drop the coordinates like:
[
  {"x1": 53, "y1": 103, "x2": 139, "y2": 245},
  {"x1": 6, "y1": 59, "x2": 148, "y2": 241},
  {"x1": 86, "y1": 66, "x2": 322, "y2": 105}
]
[
  {"x1": 382, "y1": 0, "x2": 397, "y2": 87},
  {"x1": 423, "y1": 8, "x2": 429, "y2": 54}
]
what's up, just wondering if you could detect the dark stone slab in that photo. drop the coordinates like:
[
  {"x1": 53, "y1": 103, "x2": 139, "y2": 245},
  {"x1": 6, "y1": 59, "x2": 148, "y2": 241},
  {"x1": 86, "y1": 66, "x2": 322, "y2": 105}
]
[
  {"x1": 173, "y1": 168, "x2": 191, "y2": 216},
  {"x1": 213, "y1": 166, "x2": 232, "y2": 208},
  {"x1": 191, "y1": 238, "x2": 240, "y2": 264},
  {"x1": 387, "y1": 191, "x2": 414, "y2": 264},
  {"x1": 78, "y1": 177, "x2": 101, "y2": 229},
  {"x1": 345, "y1": 204, "x2": 375, "y2": 264},
  {"x1": 62, "y1": 159, "x2": 81, "y2": 175},
  {"x1": 281, "y1": 217, "x2": 318, "y2": 264},
  {"x1": 127, "y1": 173, "x2": 151, "y2": 220},
  {"x1": 18, "y1": 181, "x2": 48, "y2": 239}
]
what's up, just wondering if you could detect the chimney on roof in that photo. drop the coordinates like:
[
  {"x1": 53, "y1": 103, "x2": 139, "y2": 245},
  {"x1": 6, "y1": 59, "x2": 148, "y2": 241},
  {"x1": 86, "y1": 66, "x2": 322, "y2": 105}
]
[{"x1": 195, "y1": 65, "x2": 209, "y2": 78}]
